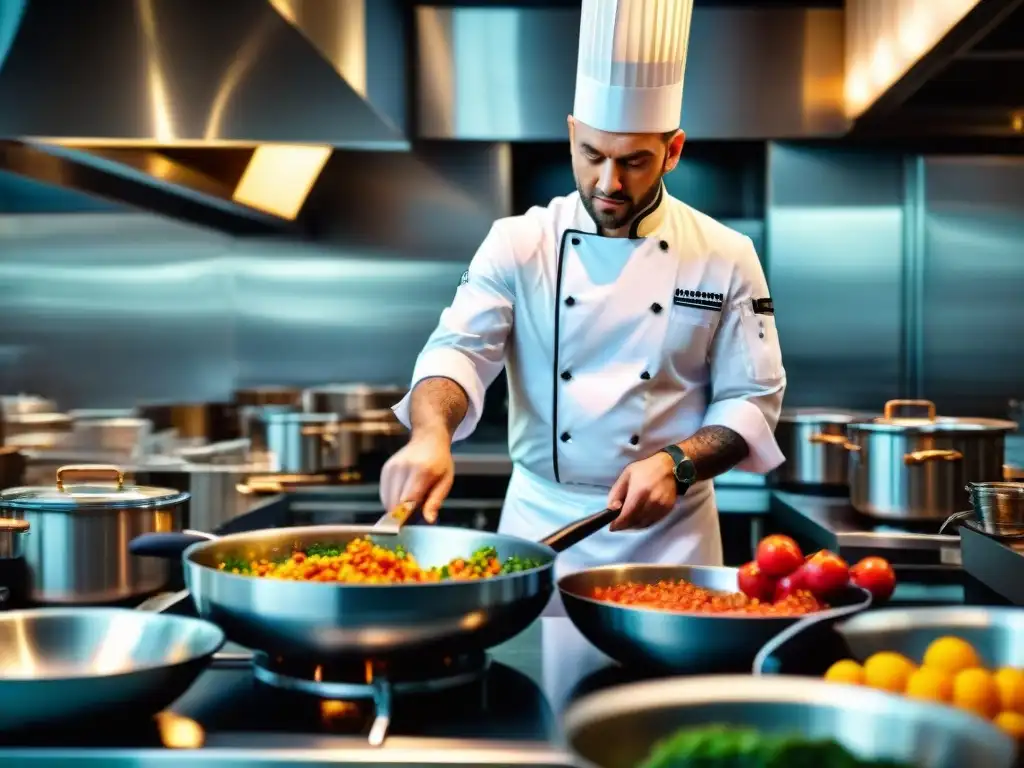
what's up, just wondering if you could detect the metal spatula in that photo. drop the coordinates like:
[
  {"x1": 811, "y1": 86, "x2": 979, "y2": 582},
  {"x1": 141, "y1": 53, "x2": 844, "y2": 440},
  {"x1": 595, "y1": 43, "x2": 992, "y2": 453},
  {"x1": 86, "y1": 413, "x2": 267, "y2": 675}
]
[{"x1": 372, "y1": 499, "x2": 418, "y2": 535}]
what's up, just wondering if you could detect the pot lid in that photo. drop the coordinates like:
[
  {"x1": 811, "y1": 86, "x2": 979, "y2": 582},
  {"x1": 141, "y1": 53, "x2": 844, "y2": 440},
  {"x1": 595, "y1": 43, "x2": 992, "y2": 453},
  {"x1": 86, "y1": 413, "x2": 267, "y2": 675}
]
[
  {"x1": 5, "y1": 412, "x2": 72, "y2": 426},
  {"x1": 850, "y1": 399, "x2": 1018, "y2": 434},
  {"x1": 779, "y1": 407, "x2": 876, "y2": 424},
  {"x1": 263, "y1": 411, "x2": 338, "y2": 425},
  {"x1": 1, "y1": 394, "x2": 56, "y2": 416},
  {"x1": 303, "y1": 383, "x2": 407, "y2": 395},
  {"x1": 0, "y1": 464, "x2": 189, "y2": 511}
]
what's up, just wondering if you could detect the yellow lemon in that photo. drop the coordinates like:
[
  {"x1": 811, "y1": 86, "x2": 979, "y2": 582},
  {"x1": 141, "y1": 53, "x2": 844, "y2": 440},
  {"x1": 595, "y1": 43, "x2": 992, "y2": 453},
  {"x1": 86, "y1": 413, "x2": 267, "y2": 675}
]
[
  {"x1": 994, "y1": 711, "x2": 1024, "y2": 741},
  {"x1": 863, "y1": 652, "x2": 917, "y2": 693},
  {"x1": 904, "y1": 667, "x2": 954, "y2": 703},
  {"x1": 952, "y1": 668, "x2": 1001, "y2": 719},
  {"x1": 923, "y1": 636, "x2": 982, "y2": 675},
  {"x1": 994, "y1": 668, "x2": 1024, "y2": 714},
  {"x1": 824, "y1": 659, "x2": 865, "y2": 686}
]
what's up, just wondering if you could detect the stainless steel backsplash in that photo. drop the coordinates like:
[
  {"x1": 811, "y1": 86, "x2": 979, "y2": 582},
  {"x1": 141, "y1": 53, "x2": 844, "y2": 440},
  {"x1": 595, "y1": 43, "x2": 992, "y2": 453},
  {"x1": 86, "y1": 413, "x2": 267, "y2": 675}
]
[
  {"x1": 766, "y1": 147, "x2": 1024, "y2": 418},
  {"x1": 0, "y1": 147, "x2": 1022, "y2": 421},
  {"x1": 0, "y1": 213, "x2": 464, "y2": 408}
]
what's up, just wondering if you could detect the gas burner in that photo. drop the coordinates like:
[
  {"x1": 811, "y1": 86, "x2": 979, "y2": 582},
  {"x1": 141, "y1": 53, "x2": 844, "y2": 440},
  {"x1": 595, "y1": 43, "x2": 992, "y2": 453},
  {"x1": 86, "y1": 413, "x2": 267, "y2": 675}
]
[{"x1": 252, "y1": 651, "x2": 489, "y2": 746}]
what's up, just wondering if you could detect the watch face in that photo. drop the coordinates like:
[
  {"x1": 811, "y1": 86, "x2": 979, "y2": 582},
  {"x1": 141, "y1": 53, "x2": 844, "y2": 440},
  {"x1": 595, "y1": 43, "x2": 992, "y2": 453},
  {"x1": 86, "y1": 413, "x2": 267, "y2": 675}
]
[{"x1": 674, "y1": 459, "x2": 697, "y2": 485}]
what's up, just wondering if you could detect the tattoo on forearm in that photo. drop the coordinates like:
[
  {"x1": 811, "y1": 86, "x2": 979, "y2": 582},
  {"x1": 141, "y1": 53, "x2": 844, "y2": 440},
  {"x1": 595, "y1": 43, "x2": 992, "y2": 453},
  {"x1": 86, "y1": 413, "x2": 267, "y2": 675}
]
[
  {"x1": 410, "y1": 377, "x2": 469, "y2": 439},
  {"x1": 679, "y1": 426, "x2": 750, "y2": 481}
]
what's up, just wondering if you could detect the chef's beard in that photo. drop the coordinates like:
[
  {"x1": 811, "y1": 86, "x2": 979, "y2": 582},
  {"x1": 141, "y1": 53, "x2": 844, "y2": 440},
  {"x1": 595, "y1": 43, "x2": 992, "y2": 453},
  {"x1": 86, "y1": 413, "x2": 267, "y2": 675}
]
[{"x1": 576, "y1": 171, "x2": 664, "y2": 234}]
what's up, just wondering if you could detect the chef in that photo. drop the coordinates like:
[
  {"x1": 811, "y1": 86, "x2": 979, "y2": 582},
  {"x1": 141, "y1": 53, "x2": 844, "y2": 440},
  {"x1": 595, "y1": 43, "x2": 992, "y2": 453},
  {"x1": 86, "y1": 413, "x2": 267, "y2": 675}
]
[{"x1": 381, "y1": 0, "x2": 786, "y2": 577}]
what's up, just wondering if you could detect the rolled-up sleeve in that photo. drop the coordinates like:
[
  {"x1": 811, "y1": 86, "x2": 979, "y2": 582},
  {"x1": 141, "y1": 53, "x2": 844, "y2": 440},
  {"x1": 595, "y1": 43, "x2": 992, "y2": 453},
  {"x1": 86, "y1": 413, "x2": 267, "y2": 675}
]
[
  {"x1": 701, "y1": 237, "x2": 786, "y2": 473},
  {"x1": 392, "y1": 223, "x2": 515, "y2": 442}
]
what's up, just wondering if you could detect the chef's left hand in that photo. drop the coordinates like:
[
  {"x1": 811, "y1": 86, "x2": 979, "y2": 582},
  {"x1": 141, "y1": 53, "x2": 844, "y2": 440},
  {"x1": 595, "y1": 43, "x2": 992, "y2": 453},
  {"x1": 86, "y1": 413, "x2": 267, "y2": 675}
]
[{"x1": 606, "y1": 452, "x2": 677, "y2": 531}]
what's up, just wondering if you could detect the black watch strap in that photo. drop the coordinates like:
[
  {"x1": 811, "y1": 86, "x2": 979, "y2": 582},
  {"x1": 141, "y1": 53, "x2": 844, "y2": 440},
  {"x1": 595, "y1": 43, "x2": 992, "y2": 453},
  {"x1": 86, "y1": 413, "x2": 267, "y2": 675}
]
[{"x1": 660, "y1": 445, "x2": 696, "y2": 494}]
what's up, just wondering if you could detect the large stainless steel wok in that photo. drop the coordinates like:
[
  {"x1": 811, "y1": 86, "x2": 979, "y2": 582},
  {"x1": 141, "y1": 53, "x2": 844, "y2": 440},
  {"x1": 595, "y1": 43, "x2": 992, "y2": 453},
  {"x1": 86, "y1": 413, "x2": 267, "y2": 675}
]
[
  {"x1": 558, "y1": 564, "x2": 872, "y2": 673},
  {"x1": 129, "y1": 509, "x2": 618, "y2": 659},
  {"x1": 0, "y1": 607, "x2": 224, "y2": 731}
]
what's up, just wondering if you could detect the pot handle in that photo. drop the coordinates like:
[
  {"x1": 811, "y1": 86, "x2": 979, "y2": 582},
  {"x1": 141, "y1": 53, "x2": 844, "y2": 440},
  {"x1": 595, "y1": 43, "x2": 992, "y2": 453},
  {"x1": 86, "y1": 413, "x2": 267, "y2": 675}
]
[
  {"x1": 904, "y1": 449, "x2": 963, "y2": 466},
  {"x1": 538, "y1": 508, "x2": 619, "y2": 553},
  {"x1": 938, "y1": 509, "x2": 973, "y2": 535},
  {"x1": 56, "y1": 464, "x2": 125, "y2": 491},
  {"x1": 807, "y1": 433, "x2": 859, "y2": 451},
  {"x1": 129, "y1": 529, "x2": 218, "y2": 559},
  {"x1": 135, "y1": 589, "x2": 191, "y2": 613},
  {"x1": 884, "y1": 399, "x2": 936, "y2": 421}
]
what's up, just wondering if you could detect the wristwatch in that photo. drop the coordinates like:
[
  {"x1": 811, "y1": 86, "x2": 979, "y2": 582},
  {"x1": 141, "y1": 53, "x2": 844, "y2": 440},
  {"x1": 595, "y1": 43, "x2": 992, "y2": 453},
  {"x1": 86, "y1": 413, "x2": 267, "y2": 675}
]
[{"x1": 660, "y1": 444, "x2": 697, "y2": 496}]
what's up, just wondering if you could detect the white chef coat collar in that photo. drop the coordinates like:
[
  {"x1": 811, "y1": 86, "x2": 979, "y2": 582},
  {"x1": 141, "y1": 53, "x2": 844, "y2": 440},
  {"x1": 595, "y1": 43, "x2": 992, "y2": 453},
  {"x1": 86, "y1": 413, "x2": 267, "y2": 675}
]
[{"x1": 574, "y1": 182, "x2": 667, "y2": 239}]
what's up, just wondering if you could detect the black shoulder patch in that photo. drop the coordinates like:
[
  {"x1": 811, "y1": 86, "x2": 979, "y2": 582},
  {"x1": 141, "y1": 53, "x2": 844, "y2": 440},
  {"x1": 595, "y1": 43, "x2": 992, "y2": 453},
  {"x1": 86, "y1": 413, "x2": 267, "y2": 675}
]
[
  {"x1": 752, "y1": 298, "x2": 774, "y2": 315},
  {"x1": 458, "y1": 270, "x2": 469, "y2": 287}
]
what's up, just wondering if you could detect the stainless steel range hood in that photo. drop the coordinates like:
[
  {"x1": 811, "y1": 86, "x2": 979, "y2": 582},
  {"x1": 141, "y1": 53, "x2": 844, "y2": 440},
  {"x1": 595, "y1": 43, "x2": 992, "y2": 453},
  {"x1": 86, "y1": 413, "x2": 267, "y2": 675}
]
[
  {"x1": 0, "y1": 0, "x2": 410, "y2": 232},
  {"x1": 845, "y1": 0, "x2": 1024, "y2": 137},
  {"x1": 415, "y1": 4, "x2": 848, "y2": 141}
]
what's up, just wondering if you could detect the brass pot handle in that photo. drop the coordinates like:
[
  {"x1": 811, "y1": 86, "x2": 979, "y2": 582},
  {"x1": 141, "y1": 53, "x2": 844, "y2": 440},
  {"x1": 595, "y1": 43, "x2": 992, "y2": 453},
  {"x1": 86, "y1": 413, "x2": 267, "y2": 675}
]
[
  {"x1": 300, "y1": 424, "x2": 340, "y2": 445},
  {"x1": 884, "y1": 399, "x2": 936, "y2": 421},
  {"x1": 808, "y1": 433, "x2": 848, "y2": 446},
  {"x1": 56, "y1": 464, "x2": 125, "y2": 491},
  {"x1": 808, "y1": 433, "x2": 859, "y2": 452},
  {"x1": 903, "y1": 449, "x2": 963, "y2": 466}
]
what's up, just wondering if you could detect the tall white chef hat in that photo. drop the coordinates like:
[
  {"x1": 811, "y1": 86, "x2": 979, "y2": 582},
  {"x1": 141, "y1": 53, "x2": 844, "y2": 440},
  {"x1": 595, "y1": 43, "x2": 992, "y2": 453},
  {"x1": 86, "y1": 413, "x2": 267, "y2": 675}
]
[{"x1": 573, "y1": 0, "x2": 695, "y2": 135}]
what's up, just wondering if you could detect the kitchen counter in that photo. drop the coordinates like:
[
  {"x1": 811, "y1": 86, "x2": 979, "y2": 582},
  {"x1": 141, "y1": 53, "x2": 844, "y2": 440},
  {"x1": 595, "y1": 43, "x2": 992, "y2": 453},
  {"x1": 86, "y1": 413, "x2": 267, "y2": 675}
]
[
  {"x1": 960, "y1": 525, "x2": 1024, "y2": 606},
  {"x1": 770, "y1": 492, "x2": 960, "y2": 559},
  {"x1": 0, "y1": 482, "x2": 986, "y2": 766},
  {"x1": 0, "y1": 577, "x2": 979, "y2": 766}
]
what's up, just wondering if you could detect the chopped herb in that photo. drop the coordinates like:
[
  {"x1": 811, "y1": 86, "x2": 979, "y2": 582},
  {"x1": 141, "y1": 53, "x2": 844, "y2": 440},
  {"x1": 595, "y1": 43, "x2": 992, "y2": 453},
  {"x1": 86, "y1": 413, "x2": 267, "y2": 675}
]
[
  {"x1": 639, "y1": 725, "x2": 915, "y2": 768},
  {"x1": 219, "y1": 557, "x2": 252, "y2": 574}
]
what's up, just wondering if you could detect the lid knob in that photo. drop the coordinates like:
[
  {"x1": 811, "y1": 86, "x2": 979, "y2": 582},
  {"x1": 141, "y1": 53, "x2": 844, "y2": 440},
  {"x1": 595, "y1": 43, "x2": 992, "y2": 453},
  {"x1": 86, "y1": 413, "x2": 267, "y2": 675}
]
[{"x1": 56, "y1": 464, "x2": 125, "y2": 492}]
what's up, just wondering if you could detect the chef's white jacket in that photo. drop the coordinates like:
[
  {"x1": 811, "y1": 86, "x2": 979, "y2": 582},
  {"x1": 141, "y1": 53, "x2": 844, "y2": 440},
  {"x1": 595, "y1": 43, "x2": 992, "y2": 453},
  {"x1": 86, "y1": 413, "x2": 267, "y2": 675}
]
[{"x1": 394, "y1": 185, "x2": 786, "y2": 573}]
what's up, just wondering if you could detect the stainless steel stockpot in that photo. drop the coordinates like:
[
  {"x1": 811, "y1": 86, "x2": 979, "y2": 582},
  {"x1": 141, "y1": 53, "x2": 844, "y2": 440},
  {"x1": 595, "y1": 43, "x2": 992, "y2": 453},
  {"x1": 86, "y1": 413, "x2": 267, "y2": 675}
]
[
  {"x1": 0, "y1": 464, "x2": 189, "y2": 604},
  {"x1": 770, "y1": 408, "x2": 874, "y2": 489},
  {"x1": 301, "y1": 383, "x2": 407, "y2": 418},
  {"x1": 846, "y1": 399, "x2": 1016, "y2": 521}
]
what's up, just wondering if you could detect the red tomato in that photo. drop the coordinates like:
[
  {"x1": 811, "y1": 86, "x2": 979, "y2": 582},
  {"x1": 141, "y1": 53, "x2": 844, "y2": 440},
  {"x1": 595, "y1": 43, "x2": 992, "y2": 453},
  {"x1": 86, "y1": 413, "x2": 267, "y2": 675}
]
[
  {"x1": 755, "y1": 535, "x2": 804, "y2": 577},
  {"x1": 737, "y1": 561, "x2": 776, "y2": 602},
  {"x1": 850, "y1": 556, "x2": 897, "y2": 601},
  {"x1": 802, "y1": 550, "x2": 850, "y2": 598},
  {"x1": 773, "y1": 566, "x2": 806, "y2": 601}
]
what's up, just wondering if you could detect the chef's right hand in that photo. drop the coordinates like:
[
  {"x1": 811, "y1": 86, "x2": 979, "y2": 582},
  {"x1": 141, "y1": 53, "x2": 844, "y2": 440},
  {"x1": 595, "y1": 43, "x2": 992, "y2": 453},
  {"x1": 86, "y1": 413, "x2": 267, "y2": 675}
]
[{"x1": 379, "y1": 433, "x2": 454, "y2": 524}]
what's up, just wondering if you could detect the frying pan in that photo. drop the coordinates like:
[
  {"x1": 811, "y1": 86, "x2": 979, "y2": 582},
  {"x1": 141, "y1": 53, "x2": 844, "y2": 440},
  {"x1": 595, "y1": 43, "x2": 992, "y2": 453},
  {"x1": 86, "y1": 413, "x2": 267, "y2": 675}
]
[
  {"x1": 129, "y1": 508, "x2": 618, "y2": 659},
  {"x1": 0, "y1": 607, "x2": 225, "y2": 731},
  {"x1": 558, "y1": 564, "x2": 872, "y2": 673}
]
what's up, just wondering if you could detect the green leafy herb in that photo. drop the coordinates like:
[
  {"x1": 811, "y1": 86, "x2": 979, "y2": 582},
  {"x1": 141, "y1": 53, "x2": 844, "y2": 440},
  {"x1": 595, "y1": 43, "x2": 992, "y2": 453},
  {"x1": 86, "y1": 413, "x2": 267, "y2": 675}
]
[
  {"x1": 304, "y1": 543, "x2": 343, "y2": 558},
  {"x1": 638, "y1": 725, "x2": 915, "y2": 768},
  {"x1": 500, "y1": 555, "x2": 544, "y2": 573},
  {"x1": 219, "y1": 557, "x2": 252, "y2": 574}
]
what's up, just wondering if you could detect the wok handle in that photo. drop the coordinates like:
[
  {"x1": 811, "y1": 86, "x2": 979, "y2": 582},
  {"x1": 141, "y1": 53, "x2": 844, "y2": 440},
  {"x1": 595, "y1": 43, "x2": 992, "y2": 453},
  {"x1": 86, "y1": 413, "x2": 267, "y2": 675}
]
[
  {"x1": 538, "y1": 508, "x2": 619, "y2": 552},
  {"x1": 130, "y1": 529, "x2": 217, "y2": 559}
]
